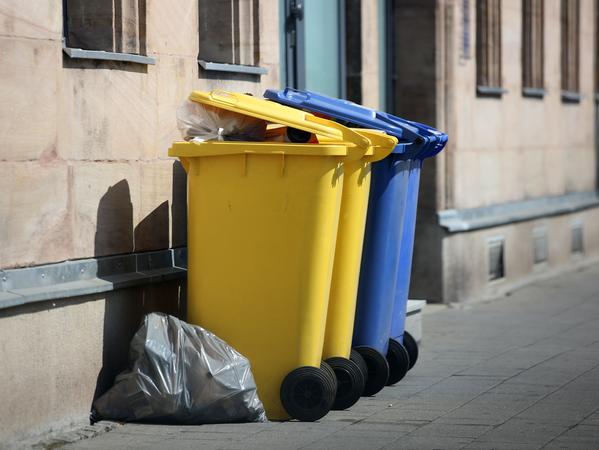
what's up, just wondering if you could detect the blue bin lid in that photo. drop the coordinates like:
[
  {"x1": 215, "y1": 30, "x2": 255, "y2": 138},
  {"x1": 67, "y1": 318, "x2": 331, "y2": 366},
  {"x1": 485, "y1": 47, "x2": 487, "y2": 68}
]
[{"x1": 264, "y1": 88, "x2": 447, "y2": 160}]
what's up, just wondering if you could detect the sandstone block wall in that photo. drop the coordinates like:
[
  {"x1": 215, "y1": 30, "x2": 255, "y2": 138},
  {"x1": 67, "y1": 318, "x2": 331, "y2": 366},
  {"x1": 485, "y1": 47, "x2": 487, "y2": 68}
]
[
  {"x1": 0, "y1": 0, "x2": 280, "y2": 270},
  {"x1": 448, "y1": 0, "x2": 596, "y2": 210}
]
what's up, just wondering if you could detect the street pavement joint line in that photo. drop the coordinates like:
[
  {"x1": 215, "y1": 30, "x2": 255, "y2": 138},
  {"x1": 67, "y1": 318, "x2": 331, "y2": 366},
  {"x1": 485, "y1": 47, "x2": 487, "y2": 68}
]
[
  {"x1": 294, "y1": 420, "x2": 365, "y2": 450},
  {"x1": 416, "y1": 346, "x2": 580, "y2": 434},
  {"x1": 540, "y1": 412, "x2": 599, "y2": 449},
  {"x1": 583, "y1": 336, "x2": 599, "y2": 348},
  {"x1": 545, "y1": 294, "x2": 599, "y2": 319},
  {"x1": 470, "y1": 362, "x2": 599, "y2": 447},
  {"x1": 454, "y1": 311, "x2": 599, "y2": 378},
  {"x1": 537, "y1": 377, "x2": 599, "y2": 448}
]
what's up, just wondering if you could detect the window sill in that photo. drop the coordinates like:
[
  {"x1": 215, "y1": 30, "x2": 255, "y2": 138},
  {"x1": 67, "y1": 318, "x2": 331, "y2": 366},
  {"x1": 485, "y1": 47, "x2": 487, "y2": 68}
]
[
  {"x1": 476, "y1": 86, "x2": 507, "y2": 97},
  {"x1": 198, "y1": 60, "x2": 268, "y2": 76},
  {"x1": 63, "y1": 45, "x2": 156, "y2": 65},
  {"x1": 522, "y1": 87, "x2": 545, "y2": 99},
  {"x1": 561, "y1": 91, "x2": 581, "y2": 103}
]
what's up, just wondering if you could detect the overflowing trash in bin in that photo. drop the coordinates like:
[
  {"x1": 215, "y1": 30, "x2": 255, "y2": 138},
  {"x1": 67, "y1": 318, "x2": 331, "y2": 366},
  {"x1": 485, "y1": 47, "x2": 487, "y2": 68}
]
[
  {"x1": 92, "y1": 313, "x2": 267, "y2": 424},
  {"x1": 158, "y1": 88, "x2": 447, "y2": 423},
  {"x1": 177, "y1": 98, "x2": 267, "y2": 142}
]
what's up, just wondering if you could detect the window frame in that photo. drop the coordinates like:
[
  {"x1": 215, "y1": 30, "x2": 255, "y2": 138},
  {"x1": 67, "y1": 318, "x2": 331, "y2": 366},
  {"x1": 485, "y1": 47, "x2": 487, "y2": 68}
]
[
  {"x1": 521, "y1": 0, "x2": 545, "y2": 98},
  {"x1": 595, "y1": 0, "x2": 599, "y2": 102},
  {"x1": 61, "y1": 0, "x2": 155, "y2": 65},
  {"x1": 197, "y1": 0, "x2": 268, "y2": 76},
  {"x1": 560, "y1": 0, "x2": 581, "y2": 103},
  {"x1": 476, "y1": 0, "x2": 506, "y2": 97}
]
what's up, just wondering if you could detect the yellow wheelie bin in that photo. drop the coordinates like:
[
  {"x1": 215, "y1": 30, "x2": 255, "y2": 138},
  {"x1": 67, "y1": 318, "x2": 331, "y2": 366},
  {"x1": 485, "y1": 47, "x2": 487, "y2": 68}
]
[
  {"x1": 322, "y1": 130, "x2": 397, "y2": 411},
  {"x1": 169, "y1": 90, "x2": 372, "y2": 422}
]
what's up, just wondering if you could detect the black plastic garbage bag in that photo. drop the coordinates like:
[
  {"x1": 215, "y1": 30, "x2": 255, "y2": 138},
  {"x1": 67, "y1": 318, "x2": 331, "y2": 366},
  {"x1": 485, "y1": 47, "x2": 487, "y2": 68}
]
[{"x1": 92, "y1": 313, "x2": 267, "y2": 424}]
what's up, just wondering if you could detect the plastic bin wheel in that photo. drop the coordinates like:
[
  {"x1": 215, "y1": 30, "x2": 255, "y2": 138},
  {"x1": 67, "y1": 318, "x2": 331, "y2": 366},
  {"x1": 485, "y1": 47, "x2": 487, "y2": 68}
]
[
  {"x1": 325, "y1": 357, "x2": 365, "y2": 411},
  {"x1": 280, "y1": 365, "x2": 336, "y2": 421},
  {"x1": 403, "y1": 331, "x2": 419, "y2": 370},
  {"x1": 353, "y1": 346, "x2": 389, "y2": 396},
  {"x1": 350, "y1": 349, "x2": 369, "y2": 380},
  {"x1": 320, "y1": 361, "x2": 338, "y2": 406},
  {"x1": 321, "y1": 360, "x2": 337, "y2": 388},
  {"x1": 286, "y1": 127, "x2": 312, "y2": 143},
  {"x1": 386, "y1": 339, "x2": 410, "y2": 386}
]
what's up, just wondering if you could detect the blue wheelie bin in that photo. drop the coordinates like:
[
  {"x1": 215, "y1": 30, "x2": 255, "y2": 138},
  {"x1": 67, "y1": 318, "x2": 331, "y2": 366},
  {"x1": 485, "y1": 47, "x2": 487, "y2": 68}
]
[
  {"x1": 264, "y1": 88, "x2": 447, "y2": 396},
  {"x1": 388, "y1": 122, "x2": 447, "y2": 382}
]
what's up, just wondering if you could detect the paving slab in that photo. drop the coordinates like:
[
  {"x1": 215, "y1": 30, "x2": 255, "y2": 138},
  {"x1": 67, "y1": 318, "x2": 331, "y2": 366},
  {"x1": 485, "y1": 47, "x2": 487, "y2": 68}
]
[
  {"x1": 62, "y1": 264, "x2": 599, "y2": 450},
  {"x1": 471, "y1": 417, "x2": 568, "y2": 446},
  {"x1": 543, "y1": 424, "x2": 599, "y2": 449}
]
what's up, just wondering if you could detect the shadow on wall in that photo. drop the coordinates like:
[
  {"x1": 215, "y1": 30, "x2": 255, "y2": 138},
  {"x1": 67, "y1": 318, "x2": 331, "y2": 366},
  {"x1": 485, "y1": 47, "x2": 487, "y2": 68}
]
[{"x1": 91, "y1": 161, "x2": 187, "y2": 411}]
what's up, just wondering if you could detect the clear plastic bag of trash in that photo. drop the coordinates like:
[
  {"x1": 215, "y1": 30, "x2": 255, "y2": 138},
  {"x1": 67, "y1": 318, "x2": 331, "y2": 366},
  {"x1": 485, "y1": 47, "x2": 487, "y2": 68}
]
[
  {"x1": 92, "y1": 313, "x2": 267, "y2": 424},
  {"x1": 177, "y1": 99, "x2": 267, "y2": 142}
]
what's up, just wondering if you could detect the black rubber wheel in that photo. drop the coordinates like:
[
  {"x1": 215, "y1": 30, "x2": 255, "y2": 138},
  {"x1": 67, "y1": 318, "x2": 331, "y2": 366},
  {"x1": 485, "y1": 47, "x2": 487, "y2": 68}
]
[
  {"x1": 403, "y1": 331, "x2": 419, "y2": 370},
  {"x1": 280, "y1": 366, "x2": 336, "y2": 422},
  {"x1": 386, "y1": 338, "x2": 410, "y2": 386},
  {"x1": 325, "y1": 357, "x2": 365, "y2": 410},
  {"x1": 286, "y1": 127, "x2": 312, "y2": 143},
  {"x1": 354, "y1": 346, "x2": 389, "y2": 396},
  {"x1": 350, "y1": 349, "x2": 369, "y2": 380},
  {"x1": 320, "y1": 361, "x2": 338, "y2": 394}
]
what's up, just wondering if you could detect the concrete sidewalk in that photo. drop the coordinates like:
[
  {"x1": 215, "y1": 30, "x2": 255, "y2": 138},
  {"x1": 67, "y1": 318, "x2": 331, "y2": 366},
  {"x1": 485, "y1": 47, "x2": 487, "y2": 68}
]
[{"x1": 64, "y1": 264, "x2": 599, "y2": 450}]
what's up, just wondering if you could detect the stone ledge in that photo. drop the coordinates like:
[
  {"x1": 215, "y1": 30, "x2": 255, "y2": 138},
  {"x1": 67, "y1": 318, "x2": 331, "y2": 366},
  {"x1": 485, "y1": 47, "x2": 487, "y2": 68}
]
[{"x1": 439, "y1": 191, "x2": 599, "y2": 233}]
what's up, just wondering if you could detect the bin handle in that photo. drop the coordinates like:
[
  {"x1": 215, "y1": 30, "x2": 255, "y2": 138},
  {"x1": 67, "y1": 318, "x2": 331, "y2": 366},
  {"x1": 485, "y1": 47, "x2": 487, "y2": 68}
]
[
  {"x1": 207, "y1": 90, "x2": 239, "y2": 106},
  {"x1": 353, "y1": 129, "x2": 398, "y2": 163},
  {"x1": 306, "y1": 115, "x2": 370, "y2": 151}
]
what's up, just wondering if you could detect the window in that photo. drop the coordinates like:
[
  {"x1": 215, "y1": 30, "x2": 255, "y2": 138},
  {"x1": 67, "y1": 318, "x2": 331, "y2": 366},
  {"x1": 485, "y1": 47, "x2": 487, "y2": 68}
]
[
  {"x1": 571, "y1": 223, "x2": 584, "y2": 254},
  {"x1": 561, "y1": 0, "x2": 580, "y2": 100},
  {"x1": 596, "y1": 0, "x2": 599, "y2": 94},
  {"x1": 198, "y1": 0, "x2": 263, "y2": 73},
  {"x1": 345, "y1": 0, "x2": 362, "y2": 104},
  {"x1": 476, "y1": 0, "x2": 503, "y2": 95},
  {"x1": 487, "y1": 237, "x2": 505, "y2": 281},
  {"x1": 532, "y1": 227, "x2": 548, "y2": 265},
  {"x1": 522, "y1": 0, "x2": 544, "y2": 96},
  {"x1": 64, "y1": 0, "x2": 148, "y2": 57}
]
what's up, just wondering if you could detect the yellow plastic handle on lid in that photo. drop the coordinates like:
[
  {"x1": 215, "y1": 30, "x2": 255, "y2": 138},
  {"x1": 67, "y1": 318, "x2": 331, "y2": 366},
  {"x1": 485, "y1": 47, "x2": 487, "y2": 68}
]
[
  {"x1": 208, "y1": 90, "x2": 240, "y2": 105},
  {"x1": 353, "y1": 129, "x2": 398, "y2": 162},
  {"x1": 306, "y1": 115, "x2": 371, "y2": 150}
]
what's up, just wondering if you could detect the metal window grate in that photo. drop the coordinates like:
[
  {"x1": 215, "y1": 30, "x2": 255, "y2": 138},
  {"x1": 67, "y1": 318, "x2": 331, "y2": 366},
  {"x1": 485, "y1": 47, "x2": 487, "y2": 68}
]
[
  {"x1": 571, "y1": 223, "x2": 584, "y2": 254},
  {"x1": 533, "y1": 228, "x2": 548, "y2": 264},
  {"x1": 488, "y1": 237, "x2": 505, "y2": 281}
]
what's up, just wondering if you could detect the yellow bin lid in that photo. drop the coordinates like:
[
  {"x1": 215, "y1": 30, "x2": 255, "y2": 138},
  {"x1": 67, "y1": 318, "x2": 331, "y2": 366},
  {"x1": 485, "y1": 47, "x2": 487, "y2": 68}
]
[{"x1": 188, "y1": 90, "x2": 370, "y2": 150}]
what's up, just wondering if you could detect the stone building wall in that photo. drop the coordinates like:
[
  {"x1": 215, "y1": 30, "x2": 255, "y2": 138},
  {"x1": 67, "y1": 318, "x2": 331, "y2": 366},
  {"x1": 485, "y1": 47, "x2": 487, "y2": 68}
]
[
  {"x1": 406, "y1": 0, "x2": 599, "y2": 303},
  {"x1": 0, "y1": 0, "x2": 280, "y2": 270},
  {"x1": 449, "y1": 0, "x2": 596, "y2": 210},
  {"x1": 0, "y1": 0, "x2": 280, "y2": 443}
]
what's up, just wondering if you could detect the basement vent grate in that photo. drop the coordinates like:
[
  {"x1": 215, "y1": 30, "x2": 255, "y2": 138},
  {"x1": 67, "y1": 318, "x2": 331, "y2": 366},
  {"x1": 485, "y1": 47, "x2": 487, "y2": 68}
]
[
  {"x1": 533, "y1": 228, "x2": 548, "y2": 265},
  {"x1": 488, "y1": 237, "x2": 505, "y2": 281},
  {"x1": 571, "y1": 223, "x2": 584, "y2": 255}
]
